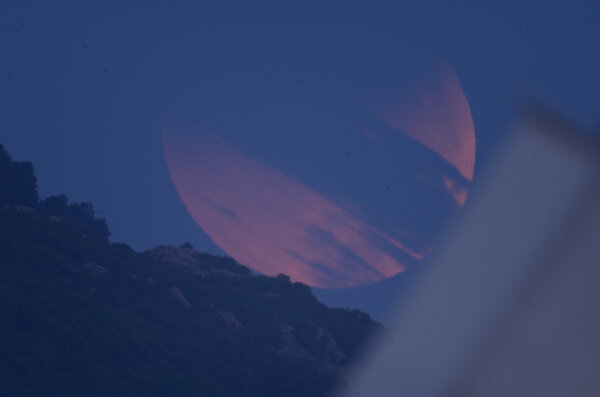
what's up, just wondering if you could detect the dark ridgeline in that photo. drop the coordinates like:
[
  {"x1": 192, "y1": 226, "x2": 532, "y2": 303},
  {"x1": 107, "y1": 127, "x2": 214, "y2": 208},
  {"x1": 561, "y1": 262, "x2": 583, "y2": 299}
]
[{"x1": 0, "y1": 145, "x2": 380, "y2": 397}]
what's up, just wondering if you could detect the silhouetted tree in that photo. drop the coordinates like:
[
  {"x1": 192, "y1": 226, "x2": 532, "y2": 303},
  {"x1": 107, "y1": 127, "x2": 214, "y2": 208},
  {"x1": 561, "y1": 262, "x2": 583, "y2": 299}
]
[
  {"x1": 0, "y1": 144, "x2": 39, "y2": 206},
  {"x1": 40, "y1": 195, "x2": 110, "y2": 241}
]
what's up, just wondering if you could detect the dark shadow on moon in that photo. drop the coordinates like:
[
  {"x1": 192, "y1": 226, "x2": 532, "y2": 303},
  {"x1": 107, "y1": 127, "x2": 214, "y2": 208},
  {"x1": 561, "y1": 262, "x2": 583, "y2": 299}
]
[{"x1": 201, "y1": 197, "x2": 238, "y2": 219}]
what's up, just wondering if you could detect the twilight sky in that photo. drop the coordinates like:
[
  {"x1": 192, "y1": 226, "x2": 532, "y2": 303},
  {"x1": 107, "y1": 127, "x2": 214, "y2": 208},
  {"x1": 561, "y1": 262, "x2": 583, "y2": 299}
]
[{"x1": 1, "y1": 0, "x2": 599, "y2": 319}]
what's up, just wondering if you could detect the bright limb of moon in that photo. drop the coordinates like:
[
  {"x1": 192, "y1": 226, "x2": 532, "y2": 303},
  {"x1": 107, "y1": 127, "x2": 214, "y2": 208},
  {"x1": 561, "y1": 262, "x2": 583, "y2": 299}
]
[{"x1": 372, "y1": 63, "x2": 476, "y2": 183}]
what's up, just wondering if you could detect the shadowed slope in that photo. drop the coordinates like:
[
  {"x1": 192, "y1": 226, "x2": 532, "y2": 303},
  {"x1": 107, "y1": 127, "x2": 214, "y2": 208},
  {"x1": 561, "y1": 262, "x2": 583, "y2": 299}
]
[{"x1": 0, "y1": 145, "x2": 379, "y2": 397}]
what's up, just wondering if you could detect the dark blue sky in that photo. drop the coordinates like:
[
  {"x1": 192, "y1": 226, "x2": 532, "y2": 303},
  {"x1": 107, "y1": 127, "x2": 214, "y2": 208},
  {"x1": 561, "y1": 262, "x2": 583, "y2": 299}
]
[{"x1": 1, "y1": 0, "x2": 598, "y2": 319}]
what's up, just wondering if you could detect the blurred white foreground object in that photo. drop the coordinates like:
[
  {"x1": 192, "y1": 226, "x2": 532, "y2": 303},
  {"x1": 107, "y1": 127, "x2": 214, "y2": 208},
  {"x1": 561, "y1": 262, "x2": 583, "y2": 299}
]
[{"x1": 338, "y1": 105, "x2": 600, "y2": 396}]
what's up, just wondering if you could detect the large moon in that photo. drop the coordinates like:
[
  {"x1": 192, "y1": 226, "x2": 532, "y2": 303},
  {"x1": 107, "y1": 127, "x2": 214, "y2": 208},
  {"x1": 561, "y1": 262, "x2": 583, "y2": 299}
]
[{"x1": 164, "y1": 63, "x2": 475, "y2": 288}]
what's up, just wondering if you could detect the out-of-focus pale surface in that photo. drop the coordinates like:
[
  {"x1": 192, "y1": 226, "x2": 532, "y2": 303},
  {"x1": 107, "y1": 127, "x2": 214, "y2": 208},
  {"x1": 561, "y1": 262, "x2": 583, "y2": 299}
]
[
  {"x1": 338, "y1": 109, "x2": 599, "y2": 396},
  {"x1": 456, "y1": 182, "x2": 600, "y2": 396}
]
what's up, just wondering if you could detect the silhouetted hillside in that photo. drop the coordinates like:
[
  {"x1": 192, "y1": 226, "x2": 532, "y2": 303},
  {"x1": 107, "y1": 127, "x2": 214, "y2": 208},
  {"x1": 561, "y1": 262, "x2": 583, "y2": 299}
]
[{"x1": 0, "y1": 145, "x2": 380, "y2": 397}]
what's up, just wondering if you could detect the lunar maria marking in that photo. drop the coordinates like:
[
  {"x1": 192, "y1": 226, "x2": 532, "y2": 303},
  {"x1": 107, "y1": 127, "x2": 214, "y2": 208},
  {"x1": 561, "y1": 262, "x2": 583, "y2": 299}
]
[{"x1": 164, "y1": 134, "x2": 424, "y2": 289}]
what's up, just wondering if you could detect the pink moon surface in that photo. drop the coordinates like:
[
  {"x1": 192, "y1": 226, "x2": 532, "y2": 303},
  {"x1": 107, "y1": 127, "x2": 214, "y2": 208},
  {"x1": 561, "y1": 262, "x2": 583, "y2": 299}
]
[{"x1": 164, "y1": 64, "x2": 475, "y2": 288}]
